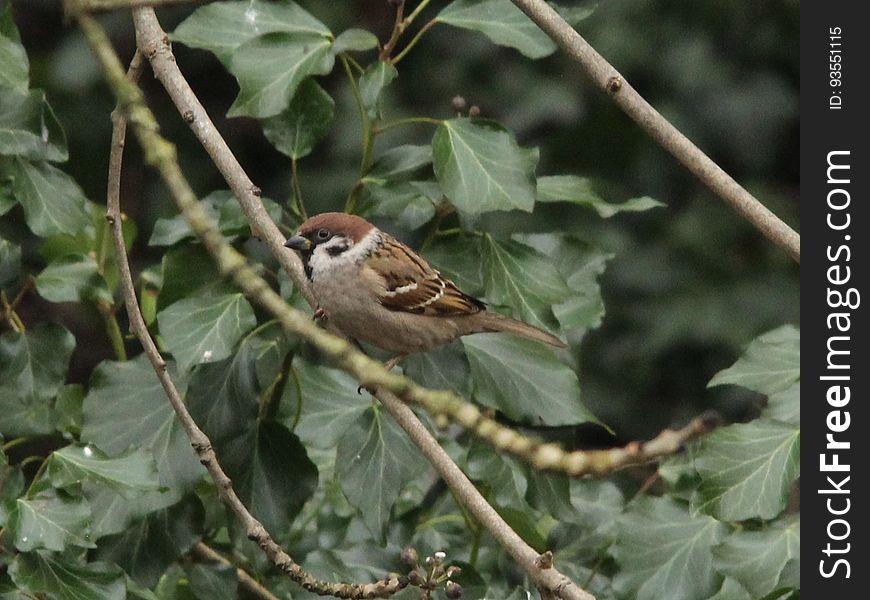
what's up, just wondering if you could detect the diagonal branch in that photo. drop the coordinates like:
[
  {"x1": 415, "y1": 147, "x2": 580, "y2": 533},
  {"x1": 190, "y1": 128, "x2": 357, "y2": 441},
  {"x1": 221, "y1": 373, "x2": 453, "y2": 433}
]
[
  {"x1": 102, "y1": 46, "x2": 406, "y2": 600},
  {"x1": 509, "y1": 0, "x2": 800, "y2": 263}
]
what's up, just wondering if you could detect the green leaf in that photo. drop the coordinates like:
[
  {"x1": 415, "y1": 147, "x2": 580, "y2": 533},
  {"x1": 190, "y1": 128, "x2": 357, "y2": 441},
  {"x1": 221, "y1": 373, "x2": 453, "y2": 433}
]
[
  {"x1": 336, "y1": 408, "x2": 427, "y2": 540},
  {"x1": 35, "y1": 253, "x2": 111, "y2": 304},
  {"x1": 260, "y1": 79, "x2": 335, "y2": 159},
  {"x1": 0, "y1": 6, "x2": 28, "y2": 93},
  {"x1": 365, "y1": 181, "x2": 436, "y2": 231},
  {"x1": 157, "y1": 244, "x2": 227, "y2": 309},
  {"x1": 463, "y1": 333, "x2": 596, "y2": 426},
  {"x1": 53, "y1": 383, "x2": 84, "y2": 435},
  {"x1": 693, "y1": 418, "x2": 800, "y2": 521},
  {"x1": 359, "y1": 61, "x2": 398, "y2": 118},
  {"x1": 157, "y1": 292, "x2": 257, "y2": 372},
  {"x1": 49, "y1": 445, "x2": 162, "y2": 498},
  {"x1": 432, "y1": 118, "x2": 537, "y2": 215},
  {"x1": 2, "y1": 158, "x2": 90, "y2": 236},
  {"x1": 9, "y1": 551, "x2": 125, "y2": 600},
  {"x1": 82, "y1": 355, "x2": 204, "y2": 498},
  {"x1": 404, "y1": 340, "x2": 471, "y2": 397},
  {"x1": 708, "y1": 325, "x2": 800, "y2": 395},
  {"x1": 227, "y1": 32, "x2": 335, "y2": 118},
  {"x1": 713, "y1": 518, "x2": 800, "y2": 598},
  {"x1": 466, "y1": 439, "x2": 527, "y2": 506},
  {"x1": 219, "y1": 421, "x2": 318, "y2": 534},
  {"x1": 1, "y1": 448, "x2": 24, "y2": 527},
  {"x1": 188, "y1": 324, "x2": 290, "y2": 444},
  {"x1": 437, "y1": 0, "x2": 557, "y2": 59},
  {"x1": 366, "y1": 144, "x2": 433, "y2": 181},
  {"x1": 171, "y1": 0, "x2": 331, "y2": 63},
  {"x1": 288, "y1": 358, "x2": 372, "y2": 450},
  {"x1": 332, "y1": 28, "x2": 379, "y2": 53},
  {"x1": 0, "y1": 235, "x2": 21, "y2": 286},
  {"x1": 0, "y1": 322, "x2": 75, "y2": 436},
  {"x1": 186, "y1": 563, "x2": 238, "y2": 600},
  {"x1": 425, "y1": 235, "x2": 484, "y2": 296},
  {"x1": 537, "y1": 175, "x2": 665, "y2": 217},
  {"x1": 707, "y1": 578, "x2": 752, "y2": 600},
  {"x1": 0, "y1": 89, "x2": 67, "y2": 161},
  {"x1": 480, "y1": 234, "x2": 571, "y2": 333},
  {"x1": 13, "y1": 492, "x2": 94, "y2": 551},
  {"x1": 613, "y1": 497, "x2": 727, "y2": 600},
  {"x1": 84, "y1": 481, "x2": 179, "y2": 541},
  {"x1": 763, "y1": 380, "x2": 799, "y2": 426},
  {"x1": 518, "y1": 233, "x2": 612, "y2": 334},
  {"x1": 95, "y1": 495, "x2": 204, "y2": 588}
]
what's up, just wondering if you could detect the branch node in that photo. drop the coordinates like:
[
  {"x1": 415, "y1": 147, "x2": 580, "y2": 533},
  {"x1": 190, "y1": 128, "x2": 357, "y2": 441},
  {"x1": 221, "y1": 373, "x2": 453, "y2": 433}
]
[
  {"x1": 182, "y1": 109, "x2": 195, "y2": 123},
  {"x1": 535, "y1": 550, "x2": 554, "y2": 569},
  {"x1": 250, "y1": 185, "x2": 262, "y2": 197},
  {"x1": 605, "y1": 75, "x2": 622, "y2": 94}
]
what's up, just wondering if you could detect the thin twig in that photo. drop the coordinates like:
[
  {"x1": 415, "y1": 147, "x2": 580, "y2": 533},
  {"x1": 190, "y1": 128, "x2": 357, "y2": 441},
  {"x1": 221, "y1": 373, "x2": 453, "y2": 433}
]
[
  {"x1": 97, "y1": 42, "x2": 406, "y2": 600},
  {"x1": 192, "y1": 542, "x2": 282, "y2": 600},
  {"x1": 66, "y1": 0, "x2": 205, "y2": 13},
  {"x1": 508, "y1": 0, "x2": 800, "y2": 263}
]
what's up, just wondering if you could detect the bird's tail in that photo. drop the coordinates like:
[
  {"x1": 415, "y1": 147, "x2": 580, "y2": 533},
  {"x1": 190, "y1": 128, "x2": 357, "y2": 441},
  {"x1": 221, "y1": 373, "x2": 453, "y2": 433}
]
[{"x1": 473, "y1": 311, "x2": 568, "y2": 348}]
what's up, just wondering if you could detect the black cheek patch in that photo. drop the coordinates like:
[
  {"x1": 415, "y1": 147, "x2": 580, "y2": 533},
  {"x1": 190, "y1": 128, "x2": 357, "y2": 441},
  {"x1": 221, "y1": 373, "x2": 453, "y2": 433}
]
[{"x1": 326, "y1": 243, "x2": 350, "y2": 257}]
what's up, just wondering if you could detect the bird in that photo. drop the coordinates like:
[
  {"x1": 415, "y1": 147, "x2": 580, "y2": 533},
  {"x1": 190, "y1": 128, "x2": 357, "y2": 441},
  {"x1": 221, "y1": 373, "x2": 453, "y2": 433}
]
[{"x1": 284, "y1": 212, "x2": 567, "y2": 370}]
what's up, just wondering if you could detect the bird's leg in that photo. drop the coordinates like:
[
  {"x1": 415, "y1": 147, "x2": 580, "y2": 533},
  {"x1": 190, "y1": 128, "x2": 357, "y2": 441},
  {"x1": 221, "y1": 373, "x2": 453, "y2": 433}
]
[
  {"x1": 313, "y1": 306, "x2": 327, "y2": 321},
  {"x1": 357, "y1": 352, "x2": 406, "y2": 395},
  {"x1": 382, "y1": 354, "x2": 406, "y2": 373}
]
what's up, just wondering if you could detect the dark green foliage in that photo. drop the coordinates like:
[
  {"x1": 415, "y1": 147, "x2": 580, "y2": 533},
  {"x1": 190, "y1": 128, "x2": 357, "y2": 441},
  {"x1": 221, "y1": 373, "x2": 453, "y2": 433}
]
[{"x1": 0, "y1": 1, "x2": 799, "y2": 599}]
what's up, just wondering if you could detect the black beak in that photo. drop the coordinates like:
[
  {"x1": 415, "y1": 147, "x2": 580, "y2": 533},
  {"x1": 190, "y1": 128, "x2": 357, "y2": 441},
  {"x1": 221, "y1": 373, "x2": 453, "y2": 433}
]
[{"x1": 284, "y1": 235, "x2": 312, "y2": 251}]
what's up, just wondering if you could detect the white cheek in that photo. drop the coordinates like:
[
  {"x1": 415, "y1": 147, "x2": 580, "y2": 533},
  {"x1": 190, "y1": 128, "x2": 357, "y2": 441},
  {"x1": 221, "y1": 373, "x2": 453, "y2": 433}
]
[{"x1": 308, "y1": 230, "x2": 380, "y2": 281}]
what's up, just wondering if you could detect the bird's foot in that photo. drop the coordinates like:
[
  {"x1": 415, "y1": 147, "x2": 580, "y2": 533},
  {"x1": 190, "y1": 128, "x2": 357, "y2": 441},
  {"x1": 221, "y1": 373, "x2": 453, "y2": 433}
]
[
  {"x1": 357, "y1": 354, "x2": 406, "y2": 394},
  {"x1": 313, "y1": 307, "x2": 327, "y2": 321}
]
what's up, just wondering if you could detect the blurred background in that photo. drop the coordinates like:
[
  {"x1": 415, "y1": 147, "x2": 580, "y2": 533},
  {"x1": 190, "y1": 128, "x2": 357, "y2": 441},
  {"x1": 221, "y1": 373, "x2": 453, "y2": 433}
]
[{"x1": 7, "y1": 0, "x2": 799, "y2": 442}]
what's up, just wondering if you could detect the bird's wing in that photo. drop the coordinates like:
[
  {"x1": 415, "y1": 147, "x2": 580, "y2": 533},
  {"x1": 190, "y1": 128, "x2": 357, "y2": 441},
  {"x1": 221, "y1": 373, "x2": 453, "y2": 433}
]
[{"x1": 366, "y1": 235, "x2": 485, "y2": 316}]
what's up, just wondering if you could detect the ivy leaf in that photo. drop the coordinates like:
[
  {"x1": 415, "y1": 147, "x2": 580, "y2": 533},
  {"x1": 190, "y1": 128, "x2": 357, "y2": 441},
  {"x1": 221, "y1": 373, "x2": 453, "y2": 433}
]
[
  {"x1": 35, "y1": 254, "x2": 111, "y2": 304},
  {"x1": 708, "y1": 325, "x2": 800, "y2": 395},
  {"x1": 463, "y1": 333, "x2": 596, "y2": 426},
  {"x1": 9, "y1": 551, "x2": 125, "y2": 600},
  {"x1": 763, "y1": 380, "x2": 799, "y2": 426},
  {"x1": 49, "y1": 445, "x2": 162, "y2": 498},
  {"x1": 188, "y1": 325, "x2": 290, "y2": 444},
  {"x1": 186, "y1": 563, "x2": 238, "y2": 600},
  {"x1": 359, "y1": 61, "x2": 397, "y2": 118},
  {"x1": 227, "y1": 33, "x2": 335, "y2": 119},
  {"x1": 0, "y1": 5, "x2": 28, "y2": 92},
  {"x1": 157, "y1": 244, "x2": 226, "y2": 309},
  {"x1": 693, "y1": 418, "x2": 800, "y2": 521},
  {"x1": 365, "y1": 181, "x2": 436, "y2": 231},
  {"x1": 332, "y1": 29, "x2": 379, "y2": 53},
  {"x1": 437, "y1": 0, "x2": 557, "y2": 59},
  {"x1": 466, "y1": 439, "x2": 527, "y2": 506},
  {"x1": 289, "y1": 358, "x2": 372, "y2": 450},
  {"x1": 82, "y1": 355, "x2": 204, "y2": 499},
  {"x1": 260, "y1": 79, "x2": 335, "y2": 160},
  {"x1": 94, "y1": 495, "x2": 204, "y2": 588},
  {"x1": 0, "y1": 322, "x2": 75, "y2": 437},
  {"x1": 171, "y1": 0, "x2": 331, "y2": 63},
  {"x1": 0, "y1": 235, "x2": 21, "y2": 286},
  {"x1": 336, "y1": 408, "x2": 427, "y2": 541},
  {"x1": 432, "y1": 118, "x2": 537, "y2": 215},
  {"x1": 404, "y1": 340, "x2": 471, "y2": 397},
  {"x1": 1, "y1": 448, "x2": 24, "y2": 527},
  {"x1": 713, "y1": 518, "x2": 800, "y2": 598},
  {"x1": 219, "y1": 421, "x2": 318, "y2": 535},
  {"x1": 157, "y1": 292, "x2": 257, "y2": 372},
  {"x1": 707, "y1": 578, "x2": 752, "y2": 600},
  {"x1": 537, "y1": 175, "x2": 665, "y2": 217},
  {"x1": 425, "y1": 235, "x2": 484, "y2": 296},
  {"x1": 480, "y1": 235, "x2": 571, "y2": 334},
  {"x1": 2, "y1": 158, "x2": 90, "y2": 236},
  {"x1": 366, "y1": 145, "x2": 433, "y2": 181},
  {"x1": 13, "y1": 492, "x2": 94, "y2": 551},
  {"x1": 0, "y1": 89, "x2": 67, "y2": 162},
  {"x1": 613, "y1": 497, "x2": 727, "y2": 600}
]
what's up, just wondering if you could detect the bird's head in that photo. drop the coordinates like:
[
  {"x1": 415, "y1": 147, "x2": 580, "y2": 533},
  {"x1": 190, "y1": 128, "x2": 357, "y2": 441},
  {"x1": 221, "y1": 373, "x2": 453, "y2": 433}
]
[{"x1": 284, "y1": 212, "x2": 378, "y2": 278}]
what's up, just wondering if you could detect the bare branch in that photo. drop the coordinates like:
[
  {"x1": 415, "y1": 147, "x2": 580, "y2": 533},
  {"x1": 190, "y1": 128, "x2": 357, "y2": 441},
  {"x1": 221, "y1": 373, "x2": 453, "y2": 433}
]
[
  {"x1": 68, "y1": 0, "x2": 207, "y2": 14},
  {"x1": 509, "y1": 0, "x2": 800, "y2": 263},
  {"x1": 192, "y1": 542, "x2": 282, "y2": 600},
  {"x1": 99, "y1": 38, "x2": 406, "y2": 600}
]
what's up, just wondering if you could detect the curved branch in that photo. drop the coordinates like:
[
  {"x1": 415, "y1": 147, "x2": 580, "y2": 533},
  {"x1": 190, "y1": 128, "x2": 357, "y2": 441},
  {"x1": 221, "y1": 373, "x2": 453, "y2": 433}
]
[
  {"x1": 100, "y1": 42, "x2": 406, "y2": 600},
  {"x1": 509, "y1": 0, "x2": 800, "y2": 263}
]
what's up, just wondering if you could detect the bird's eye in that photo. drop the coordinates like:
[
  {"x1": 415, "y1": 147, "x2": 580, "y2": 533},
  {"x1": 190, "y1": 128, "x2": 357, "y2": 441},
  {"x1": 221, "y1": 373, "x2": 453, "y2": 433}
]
[{"x1": 316, "y1": 229, "x2": 330, "y2": 240}]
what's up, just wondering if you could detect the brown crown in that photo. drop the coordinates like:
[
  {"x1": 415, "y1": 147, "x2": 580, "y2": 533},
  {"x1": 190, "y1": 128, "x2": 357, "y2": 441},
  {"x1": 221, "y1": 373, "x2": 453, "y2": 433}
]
[{"x1": 297, "y1": 212, "x2": 375, "y2": 243}]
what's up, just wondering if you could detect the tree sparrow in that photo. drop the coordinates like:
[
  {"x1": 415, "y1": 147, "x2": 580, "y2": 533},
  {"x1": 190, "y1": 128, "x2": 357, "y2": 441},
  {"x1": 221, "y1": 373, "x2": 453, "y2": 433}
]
[{"x1": 284, "y1": 213, "x2": 567, "y2": 367}]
